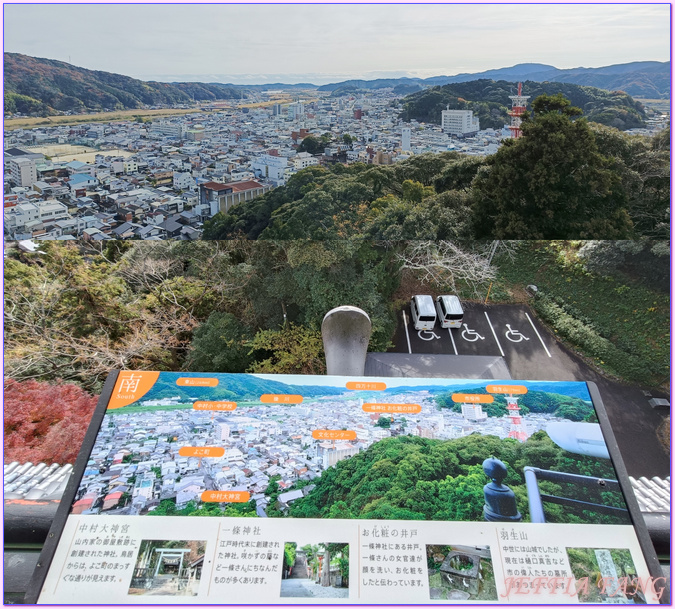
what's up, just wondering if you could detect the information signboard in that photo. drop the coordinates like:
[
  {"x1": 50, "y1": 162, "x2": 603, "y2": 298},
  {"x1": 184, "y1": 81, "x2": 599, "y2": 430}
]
[{"x1": 26, "y1": 371, "x2": 665, "y2": 604}]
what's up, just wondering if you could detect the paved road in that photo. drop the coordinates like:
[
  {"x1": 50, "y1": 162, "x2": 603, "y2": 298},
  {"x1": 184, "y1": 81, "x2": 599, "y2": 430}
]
[
  {"x1": 280, "y1": 578, "x2": 349, "y2": 599},
  {"x1": 392, "y1": 301, "x2": 669, "y2": 478}
]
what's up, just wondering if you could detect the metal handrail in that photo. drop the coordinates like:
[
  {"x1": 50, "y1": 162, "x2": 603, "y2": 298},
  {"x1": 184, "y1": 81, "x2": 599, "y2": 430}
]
[{"x1": 523, "y1": 466, "x2": 629, "y2": 523}]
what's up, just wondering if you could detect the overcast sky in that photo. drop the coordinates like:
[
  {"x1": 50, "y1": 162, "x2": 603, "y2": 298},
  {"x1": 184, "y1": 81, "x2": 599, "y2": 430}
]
[{"x1": 4, "y1": 3, "x2": 670, "y2": 85}]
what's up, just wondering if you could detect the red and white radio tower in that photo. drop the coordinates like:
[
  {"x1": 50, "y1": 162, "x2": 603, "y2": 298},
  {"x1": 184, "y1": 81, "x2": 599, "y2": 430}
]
[
  {"x1": 506, "y1": 395, "x2": 528, "y2": 441},
  {"x1": 508, "y1": 82, "x2": 530, "y2": 139}
]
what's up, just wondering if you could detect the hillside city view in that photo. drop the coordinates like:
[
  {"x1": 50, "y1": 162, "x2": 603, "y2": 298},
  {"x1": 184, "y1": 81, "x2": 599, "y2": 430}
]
[
  {"x1": 3, "y1": 3, "x2": 670, "y2": 603},
  {"x1": 4, "y1": 54, "x2": 670, "y2": 241},
  {"x1": 74, "y1": 376, "x2": 604, "y2": 520}
]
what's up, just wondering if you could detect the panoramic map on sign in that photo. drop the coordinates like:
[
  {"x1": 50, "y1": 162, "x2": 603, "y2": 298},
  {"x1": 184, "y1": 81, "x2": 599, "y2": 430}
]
[{"x1": 32, "y1": 372, "x2": 663, "y2": 604}]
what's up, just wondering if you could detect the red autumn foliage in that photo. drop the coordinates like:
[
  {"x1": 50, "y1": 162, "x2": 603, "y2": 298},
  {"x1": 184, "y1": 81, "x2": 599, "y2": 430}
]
[{"x1": 4, "y1": 379, "x2": 98, "y2": 465}]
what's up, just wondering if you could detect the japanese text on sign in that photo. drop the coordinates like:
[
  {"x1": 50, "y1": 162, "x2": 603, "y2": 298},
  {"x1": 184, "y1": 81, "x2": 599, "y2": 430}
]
[
  {"x1": 176, "y1": 377, "x2": 219, "y2": 387},
  {"x1": 312, "y1": 430, "x2": 357, "y2": 440},
  {"x1": 487, "y1": 385, "x2": 528, "y2": 395},
  {"x1": 362, "y1": 526, "x2": 423, "y2": 590},
  {"x1": 259, "y1": 394, "x2": 303, "y2": 404},
  {"x1": 211, "y1": 527, "x2": 279, "y2": 591},
  {"x1": 178, "y1": 446, "x2": 225, "y2": 458},
  {"x1": 202, "y1": 491, "x2": 250, "y2": 503},
  {"x1": 346, "y1": 381, "x2": 387, "y2": 391},
  {"x1": 451, "y1": 393, "x2": 494, "y2": 403},
  {"x1": 362, "y1": 403, "x2": 421, "y2": 413},
  {"x1": 193, "y1": 401, "x2": 237, "y2": 411}
]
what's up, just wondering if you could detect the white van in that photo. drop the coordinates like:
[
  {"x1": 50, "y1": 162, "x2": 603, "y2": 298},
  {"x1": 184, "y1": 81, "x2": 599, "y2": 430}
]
[
  {"x1": 410, "y1": 295, "x2": 437, "y2": 331},
  {"x1": 435, "y1": 295, "x2": 464, "y2": 329}
]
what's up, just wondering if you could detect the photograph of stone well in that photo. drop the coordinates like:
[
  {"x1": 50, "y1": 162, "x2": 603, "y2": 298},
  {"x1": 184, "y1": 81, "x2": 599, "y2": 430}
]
[{"x1": 426, "y1": 544, "x2": 497, "y2": 601}]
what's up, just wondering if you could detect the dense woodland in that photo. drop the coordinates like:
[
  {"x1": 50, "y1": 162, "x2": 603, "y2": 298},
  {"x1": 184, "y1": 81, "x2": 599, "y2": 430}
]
[
  {"x1": 4, "y1": 52, "x2": 243, "y2": 115},
  {"x1": 286, "y1": 434, "x2": 629, "y2": 524},
  {"x1": 3, "y1": 240, "x2": 403, "y2": 393},
  {"x1": 399, "y1": 79, "x2": 648, "y2": 130},
  {"x1": 148, "y1": 430, "x2": 629, "y2": 525},
  {"x1": 204, "y1": 99, "x2": 669, "y2": 240}
]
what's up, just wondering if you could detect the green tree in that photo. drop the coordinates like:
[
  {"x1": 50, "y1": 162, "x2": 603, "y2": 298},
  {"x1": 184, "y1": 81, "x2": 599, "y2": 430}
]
[
  {"x1": 591, "y1": 123, "x2": 670, "y2": 238},
  {"x1": 284, "y1": 542, "x2": 297, "y2": 570},
  {"x1": 472, "y1": 94, "x2": 634, "y2": 239},
  {"x1": 187, "y1": 312, "x2": 254, "y2": 372},
  {"x1": 247, "y1": 324, "x2": 325, "y2": 375},
  {"x1": 297, "y1": 135, "x2": 323, "y2": 155},
  {"x1": 375, "y1": 416, "x2": 392, "y2": 428},
  {"x1": 401, "y1": 179, "x2": 435, "y2": 204}
]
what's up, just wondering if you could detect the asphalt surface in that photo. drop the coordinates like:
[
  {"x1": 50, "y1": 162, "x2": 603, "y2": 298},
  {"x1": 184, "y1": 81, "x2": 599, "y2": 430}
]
[{"x1": 391, "y1": 301, "x2": 670, "y2": 479}]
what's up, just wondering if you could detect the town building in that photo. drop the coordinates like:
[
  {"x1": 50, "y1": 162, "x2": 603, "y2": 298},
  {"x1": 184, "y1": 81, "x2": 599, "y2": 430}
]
[
  {"x1": 8, "y1": 157, "x2": 37, "y2": 187},
  {"x1": 199, "y1": 180, "x2": 271, "y2": 215},
  {"x1": 441, "y1": 108, "x2": 480, "y2": 137}
]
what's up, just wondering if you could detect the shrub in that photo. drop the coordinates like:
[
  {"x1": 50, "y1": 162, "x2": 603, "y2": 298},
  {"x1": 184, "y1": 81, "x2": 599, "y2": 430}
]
[
  {"x1": 532, "y1": 294, "x2": 652, "y2": 384},
  {"x1": 4, "y1": 379, "x2": 98, "y2": 465}
]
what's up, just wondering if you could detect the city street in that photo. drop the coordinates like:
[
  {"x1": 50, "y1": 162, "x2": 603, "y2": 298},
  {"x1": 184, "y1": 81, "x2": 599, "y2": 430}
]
[{"x1": 391, "y1": 301, "x2": 670, "y2": 478}]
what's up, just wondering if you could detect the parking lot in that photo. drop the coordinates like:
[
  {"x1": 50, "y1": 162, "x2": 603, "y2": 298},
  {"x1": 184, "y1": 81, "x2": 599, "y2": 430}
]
[
  {"x1": 391, "y1": 299, "x2": 670, "y2": 478},
  {"x1": 395, "y1": 301, "x2": 556, "y2": 377}
]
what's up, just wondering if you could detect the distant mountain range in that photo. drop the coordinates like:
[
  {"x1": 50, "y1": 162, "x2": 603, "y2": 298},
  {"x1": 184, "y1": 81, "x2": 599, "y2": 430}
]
[
  {"x1": 318, "y1": 61, "x2": 671, "y2": 99},
  {"x1": 3, "y1": 52, "x2": 245, "y2": 115},
  {"x1": 4, "y1": 52, "x2": 670, "y2": 117}
]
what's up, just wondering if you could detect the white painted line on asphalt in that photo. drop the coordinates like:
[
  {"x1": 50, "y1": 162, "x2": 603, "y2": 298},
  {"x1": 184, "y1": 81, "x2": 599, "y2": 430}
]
[
  {"x1": 526, "y1": 312, "x2": 552, "y2": 357},
  {"x1": 484, "y1": 312, "x2": 505, "y2": 357},
  {"x1": 403, "y1": 310, "x2": 412, "y2": 354},
  {"x1": 448, "y1": 328, "x2": 458, "y2": 355}
]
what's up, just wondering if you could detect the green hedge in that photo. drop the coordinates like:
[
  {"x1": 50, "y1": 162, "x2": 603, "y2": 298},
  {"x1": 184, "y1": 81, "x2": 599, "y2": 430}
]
[{"x1": 532, "y1": 293, "x2": 653, "y2": 385}]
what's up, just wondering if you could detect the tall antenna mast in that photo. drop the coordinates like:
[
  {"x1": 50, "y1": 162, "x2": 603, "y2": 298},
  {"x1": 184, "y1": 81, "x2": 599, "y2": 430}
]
[{"x1": 508, "y1": 82, "x2": 530, "y2": 139}]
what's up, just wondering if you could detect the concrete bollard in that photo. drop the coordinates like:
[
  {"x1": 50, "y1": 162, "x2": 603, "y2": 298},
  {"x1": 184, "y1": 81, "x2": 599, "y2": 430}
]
[{"x1": 321, "y1": 306, "x2": 371, "y2": 376}]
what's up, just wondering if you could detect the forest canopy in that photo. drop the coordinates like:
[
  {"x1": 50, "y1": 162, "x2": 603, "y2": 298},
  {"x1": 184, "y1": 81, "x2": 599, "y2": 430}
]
[
  {"x1": 287, "y1": 433, "x2": 629, "y2": 525},
  {"x1": 203, "y1": 101, "x2": 669, "y2": 241},
  {"x1": 399, "y1": 79, "x2": 648, "y2": 130}
]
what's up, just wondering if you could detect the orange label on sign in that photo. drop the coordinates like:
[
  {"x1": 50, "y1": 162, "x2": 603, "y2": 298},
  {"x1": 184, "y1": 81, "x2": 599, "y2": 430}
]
[
  {"x1": 201, "y1": 491, "x2": 250, "y2": 503},
  {"x1": 179, "y1": 447, "x2": 225, "y2": 458},
  {"x1": 486, "y1": 385, "x2": 528, "y2": 395},
  {"x1": 346, "y1": 381, "x2": 387, "y2": 391},
  {"x1": 451, "y1": 394, "x2": 494, "y2": 403},
  {"x1": 108, "y1": 371, "x2": 160, "y2": 410},
  {"x1": 362, "y1": 403, "x2": 422, "y2": 413},
  {"x1": 193, "y1": 401, "x2": 237, "y2": 411},
  {"x1": 260, "y1": 394, "x2": 303, "y2": 404},
  {"x1": 312, "y1": 430, "x2": 357, "y2": 440},
  {"x1": 176, "y1": 377, "x2": 219, "y2": 387}
]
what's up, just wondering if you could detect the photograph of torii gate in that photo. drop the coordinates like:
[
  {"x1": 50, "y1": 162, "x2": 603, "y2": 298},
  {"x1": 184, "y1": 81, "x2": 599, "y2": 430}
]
[{"x1": 128, "y1": 539, "x2": 205, "y2": 596}]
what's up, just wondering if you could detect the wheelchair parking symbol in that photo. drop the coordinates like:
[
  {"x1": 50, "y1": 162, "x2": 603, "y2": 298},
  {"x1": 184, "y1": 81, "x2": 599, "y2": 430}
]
[
  {"x1": 461, "y1": 324, "x2": 485, "y2": 342},
  {"x1": 504, "y1": 324, "x2": 530, "y2": 343}
]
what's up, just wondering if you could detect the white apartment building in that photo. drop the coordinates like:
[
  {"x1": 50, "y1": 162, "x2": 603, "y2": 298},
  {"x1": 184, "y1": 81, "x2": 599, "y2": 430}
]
[
  {"x1": 151, "y1": 121, "x2": 185, "y2": 139},
  {"x1": 316, "y1": 442, "x2": 360, "y2": 469},
  {"x1": 441, "y1": 109, "x2": 480, "y2": 136},
  {"x1": 462, "y1": 403, "x2": 487, "y2": 422},
  {"x1": 173, "y1": 172, "x2": 196, "y2": 191},
  {"x1": 293, "y1": 152, "x2": 318, "y2": 171},
  {"x1": 8, "y1": 157, "x2": 37, "y2": 187},
  {"x1": 401, "y1": 127, "x2": 411, "y2": 151},
  {"x1": 288, "y1": 101, "x2": 305, "y2": 120},
  {"x1": 4, "y1": 199, "x2": 71, "y2": 235},
  {"x1": 251, "y1": 154, "x2": 290, "y2": 181},
  {"x1": 217, "y1": 423, "x2": 231, "y2": 442}
]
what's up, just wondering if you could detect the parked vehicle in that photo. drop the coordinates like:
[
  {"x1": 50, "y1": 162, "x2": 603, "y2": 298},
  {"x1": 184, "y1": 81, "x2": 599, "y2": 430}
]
[
  {"x1": 435, "y1": 295, "x2": 464, "y2": 329},
  {"x1": 410, "y1": 295, "x2": 436, "y2": 330}
]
